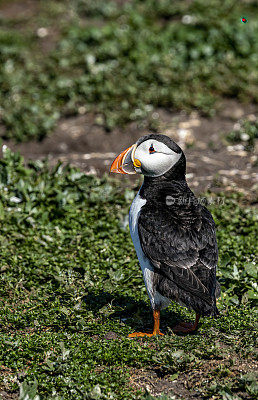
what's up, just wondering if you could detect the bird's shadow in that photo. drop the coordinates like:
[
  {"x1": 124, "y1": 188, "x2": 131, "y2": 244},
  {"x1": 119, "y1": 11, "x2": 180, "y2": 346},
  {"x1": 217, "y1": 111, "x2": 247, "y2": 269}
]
[{"x1": 82, "y1": 290, "x2": 198, "y2": 336}]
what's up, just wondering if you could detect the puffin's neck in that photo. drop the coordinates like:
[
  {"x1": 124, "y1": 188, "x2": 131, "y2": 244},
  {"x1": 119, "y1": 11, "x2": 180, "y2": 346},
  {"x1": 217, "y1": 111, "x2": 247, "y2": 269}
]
[
  {"x1": 142, "y1": 173, "x2": 185, "y2": 186},
  {"x1": 139, "y1": 174, "x2": 190, "y2": 201},
  {"x1": 138, "y1": 153, "x2": 190, "y2": 200}
]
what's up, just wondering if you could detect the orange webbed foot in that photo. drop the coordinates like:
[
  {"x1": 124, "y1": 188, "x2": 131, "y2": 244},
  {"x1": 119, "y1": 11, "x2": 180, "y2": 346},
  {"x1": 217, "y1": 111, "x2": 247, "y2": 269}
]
[
  {"x1": 128, "y1": 310, "x2": 165, "y2": 338},
  {"x1": 173, "y1": 322, "x2": 197, "y2": 333},
  {"x1": 173, "y1": 314, "x2": 200, "y2": 334},
  {"x1": 128, "y1": 330, "x2": 164, "y2": 338}
]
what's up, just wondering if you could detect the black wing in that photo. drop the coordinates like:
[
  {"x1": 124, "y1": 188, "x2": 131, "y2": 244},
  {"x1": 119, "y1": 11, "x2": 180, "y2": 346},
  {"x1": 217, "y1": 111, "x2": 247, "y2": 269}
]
[{"x1": 138, "y1": 182, "x2": 219, "y2": 315}]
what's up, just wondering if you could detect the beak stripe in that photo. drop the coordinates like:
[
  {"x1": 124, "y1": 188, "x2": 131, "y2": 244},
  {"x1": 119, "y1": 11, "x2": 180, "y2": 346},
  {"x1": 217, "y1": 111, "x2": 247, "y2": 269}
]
[
  {"x1": 110, "y1": 147, "x2": 129, "y2": 174},
  {"x1": 110, "y1": 144, "x2": 137, "y2": 174}
]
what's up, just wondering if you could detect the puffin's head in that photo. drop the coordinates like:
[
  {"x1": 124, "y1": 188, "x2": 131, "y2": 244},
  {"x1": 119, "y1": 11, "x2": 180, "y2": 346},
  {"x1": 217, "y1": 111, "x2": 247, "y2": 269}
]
[{"x1": 110, "y1": 134, "x2": 185, "y2": 179}]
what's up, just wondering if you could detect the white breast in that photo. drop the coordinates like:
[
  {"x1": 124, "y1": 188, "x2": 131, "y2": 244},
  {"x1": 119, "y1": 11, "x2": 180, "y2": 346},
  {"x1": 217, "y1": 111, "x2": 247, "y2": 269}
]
[{"x1": 129, "y1": 189, "x2": 170, "y2": 310}]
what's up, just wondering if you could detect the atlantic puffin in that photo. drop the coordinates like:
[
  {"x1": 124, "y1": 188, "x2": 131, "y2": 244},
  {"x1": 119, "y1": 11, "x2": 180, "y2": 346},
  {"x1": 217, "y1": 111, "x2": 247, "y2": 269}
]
[{"x1": 110, "y1": 134, "x2": 220, "y2": 336}]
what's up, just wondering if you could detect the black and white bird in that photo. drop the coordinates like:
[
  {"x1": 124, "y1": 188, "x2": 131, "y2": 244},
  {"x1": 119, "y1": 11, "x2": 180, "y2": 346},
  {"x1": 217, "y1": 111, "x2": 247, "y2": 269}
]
[{"x1": 110, "y1": 134, "x2": 220, "y2": 336}]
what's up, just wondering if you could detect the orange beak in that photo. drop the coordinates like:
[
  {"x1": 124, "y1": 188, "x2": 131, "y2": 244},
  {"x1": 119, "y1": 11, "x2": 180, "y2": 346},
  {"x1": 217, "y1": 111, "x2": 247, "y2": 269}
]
[{"x1": 110, "y1": 144, "x2": 138, "y2": 174}]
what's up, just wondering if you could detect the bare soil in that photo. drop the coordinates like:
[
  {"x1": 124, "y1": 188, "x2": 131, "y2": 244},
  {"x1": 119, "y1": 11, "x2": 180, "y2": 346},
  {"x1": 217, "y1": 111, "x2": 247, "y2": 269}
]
[
  {"x1": 130, "y1": 356, "x2": 257, "y2": 398},
  {"x1": 4, "y1": 100, "x2": 257, "y2": 202},
  {"x1": 0, "y1": 0, "x2": 38, "y2": 19}
]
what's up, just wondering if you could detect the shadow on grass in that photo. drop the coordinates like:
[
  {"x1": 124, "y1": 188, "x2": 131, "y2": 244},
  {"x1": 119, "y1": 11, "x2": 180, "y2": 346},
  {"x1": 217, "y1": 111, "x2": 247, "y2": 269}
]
[{"x1": 82, "y1": 291, "x2": 198, "y2": 335}]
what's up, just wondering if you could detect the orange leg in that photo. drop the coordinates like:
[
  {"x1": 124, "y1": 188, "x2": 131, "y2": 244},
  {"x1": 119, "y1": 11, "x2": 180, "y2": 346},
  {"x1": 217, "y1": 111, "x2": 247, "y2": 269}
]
[
  {"x1": 173, "y1": 313, "x2": 200, "y2": 334},
  {"x1": 128, "y1": 310, "x2": 164, "y2": 338}
]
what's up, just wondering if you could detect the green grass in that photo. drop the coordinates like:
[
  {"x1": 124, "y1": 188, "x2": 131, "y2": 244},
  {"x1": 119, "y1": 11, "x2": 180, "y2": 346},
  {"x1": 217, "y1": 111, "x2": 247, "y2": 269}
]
[
  {"x1": 0, "y1": 0, "x2": 257, "y2": 141},
  {"x1": 0, "y1": 148, "x2": 257, "y2": 399},
  {"x1": 225, "y1": 118, "x2": 258, "y2": 151}
]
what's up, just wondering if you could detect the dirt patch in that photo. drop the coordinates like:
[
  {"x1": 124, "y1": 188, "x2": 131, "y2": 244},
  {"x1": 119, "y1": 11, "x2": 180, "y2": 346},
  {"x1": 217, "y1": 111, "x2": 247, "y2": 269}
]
[
  {"x1": 0, "y1": 0, "x2": 38, "y2": 19},
  {"x1": 0, "y1": 0, "x2": 65, "y2": 54},
  {"x1": 130, "y1": 367, "x2": 192, "y2": 399},
  {"x1": 4, "y1": 100, "x2": 257, "y2": 201},
  {"x1": 129, "y1": 356, "x2": 257, "y2": 399},
  {"x1": 0, "y1": 365, "x2": 19, "y2": 400},
  {"x1": 0, "y1": 391, "x2": 18, "y2": 400}
]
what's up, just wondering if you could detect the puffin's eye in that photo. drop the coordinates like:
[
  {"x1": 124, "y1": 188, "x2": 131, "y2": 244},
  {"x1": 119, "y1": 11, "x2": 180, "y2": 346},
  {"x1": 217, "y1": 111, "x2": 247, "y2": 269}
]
[{"x1": 149, "y1": 144, "x2": 155, "y2": 154}]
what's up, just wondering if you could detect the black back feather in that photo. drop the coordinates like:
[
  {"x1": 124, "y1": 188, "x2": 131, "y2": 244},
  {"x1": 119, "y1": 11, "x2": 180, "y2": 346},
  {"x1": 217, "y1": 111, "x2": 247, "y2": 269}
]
[{"x1": 138, "y1": 178, "x2": 220, "y2": 316}]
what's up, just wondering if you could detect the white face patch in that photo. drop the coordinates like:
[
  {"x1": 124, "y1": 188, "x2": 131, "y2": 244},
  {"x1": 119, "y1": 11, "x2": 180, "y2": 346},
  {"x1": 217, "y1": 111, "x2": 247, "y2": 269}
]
[{"x1": 134, "y1": 139, "x2": 181, "y2": 177}]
